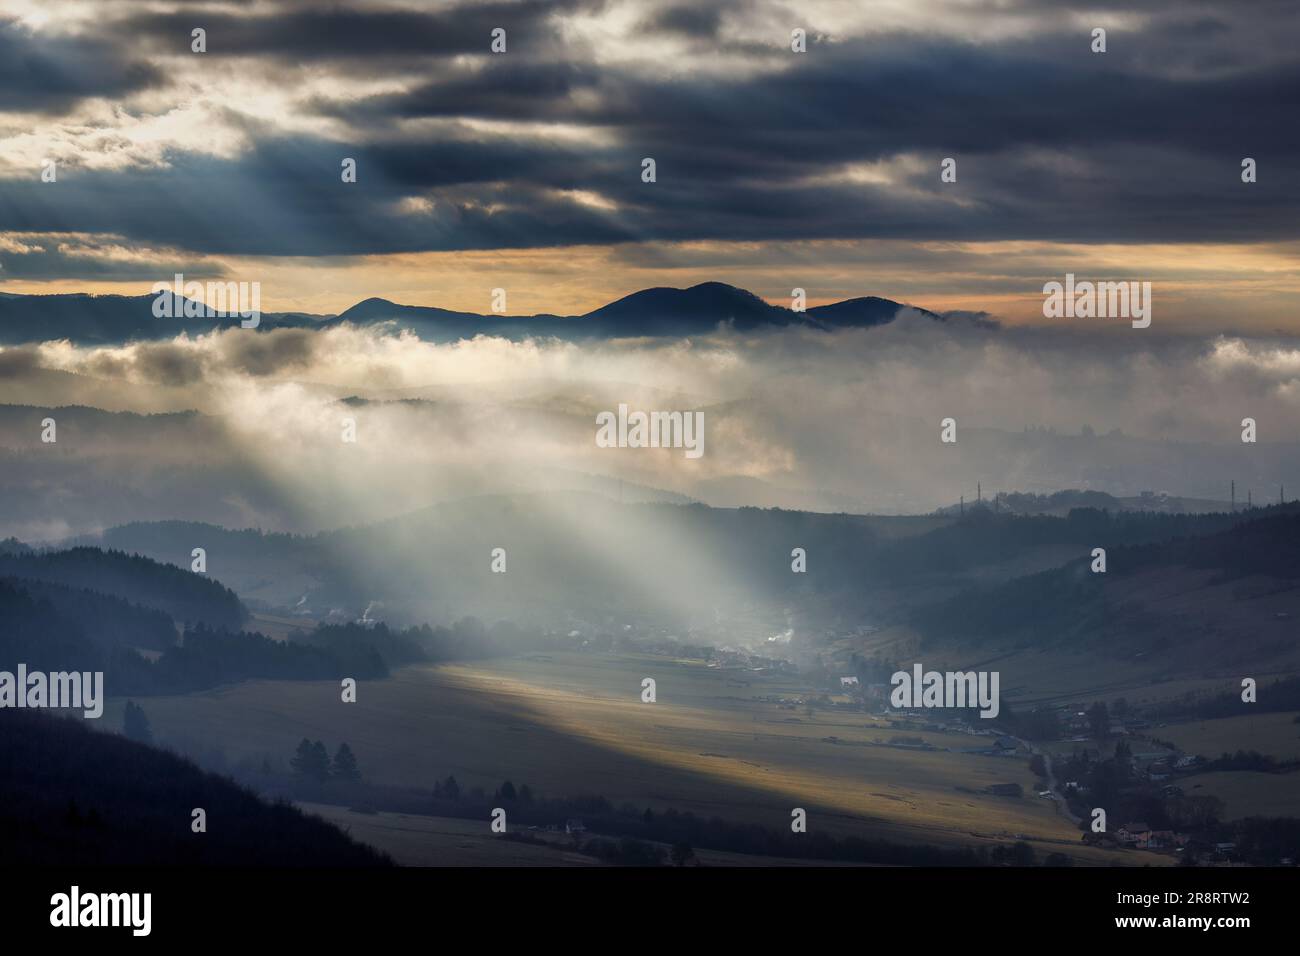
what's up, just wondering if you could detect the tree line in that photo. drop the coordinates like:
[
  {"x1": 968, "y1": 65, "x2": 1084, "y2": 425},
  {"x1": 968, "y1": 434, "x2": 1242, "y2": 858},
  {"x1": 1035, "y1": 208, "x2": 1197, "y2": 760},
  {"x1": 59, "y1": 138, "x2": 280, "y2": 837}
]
[{"x1": 290, "y1": 739, "x2": 361, "y2": 783}]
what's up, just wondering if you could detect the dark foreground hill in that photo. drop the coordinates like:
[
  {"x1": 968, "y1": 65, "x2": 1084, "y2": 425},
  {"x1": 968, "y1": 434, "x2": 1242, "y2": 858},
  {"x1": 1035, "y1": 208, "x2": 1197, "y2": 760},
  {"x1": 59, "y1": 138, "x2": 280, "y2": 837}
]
[{"x1": 0, "y1": 709, "x2": 390, "y2": 866}]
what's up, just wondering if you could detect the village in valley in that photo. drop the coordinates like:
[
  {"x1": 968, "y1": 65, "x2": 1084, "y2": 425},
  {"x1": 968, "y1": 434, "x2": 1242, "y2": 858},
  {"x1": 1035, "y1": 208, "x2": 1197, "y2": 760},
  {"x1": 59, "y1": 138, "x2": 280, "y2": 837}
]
[{"x1": 562, "y1": 616, "x2": 1296, "y2": 866}]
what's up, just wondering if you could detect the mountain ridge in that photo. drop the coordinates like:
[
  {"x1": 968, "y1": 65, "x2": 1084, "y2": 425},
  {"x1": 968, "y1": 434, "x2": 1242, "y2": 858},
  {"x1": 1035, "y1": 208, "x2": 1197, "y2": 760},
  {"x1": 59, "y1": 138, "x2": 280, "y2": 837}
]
[{"x1": 0, "y1": 282, "x2": 947, "y2": 345}]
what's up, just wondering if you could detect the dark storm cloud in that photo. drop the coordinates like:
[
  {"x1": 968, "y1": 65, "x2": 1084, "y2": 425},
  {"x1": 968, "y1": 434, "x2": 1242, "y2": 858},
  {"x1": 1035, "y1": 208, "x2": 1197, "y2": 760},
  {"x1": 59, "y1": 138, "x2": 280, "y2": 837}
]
[
  {"x1": 0, "y1": 18, "x2": 161, "y2": 112},
  {"x1": 3, "y1": 136, "x2": 1293, "y2": 258},
  {"x1": 0, "y1": 137, "x2": 636, "y2": 256},
  {"x1": 333, "y1": 61, "x2": 601, "y2": 122},
  {"x1": 4, "y1": 0, "x2": 1299, "y2": 258},
  {"x1": 349, "y1": 38, "x2": 1300, "y2": 162},
  {"x1": 110, "y1": 0, "x2": 598, "y2": 60},
  {"x1": 641, "y1": 4, "x2": 729, "y2": 38}
]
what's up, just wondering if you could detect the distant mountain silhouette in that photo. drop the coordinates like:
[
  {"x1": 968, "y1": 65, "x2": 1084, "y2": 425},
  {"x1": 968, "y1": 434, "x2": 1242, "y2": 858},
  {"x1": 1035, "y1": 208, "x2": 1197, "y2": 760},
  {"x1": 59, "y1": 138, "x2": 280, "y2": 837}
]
[
  {"x1": 0, "y1": 283, "x2": 942, "y2": 345},
  {"x1": 336, "y1": 282, "x2": 939, "y2": 340},
  {"x1": 805, "y1": 296, "x2": 935, "y2": 329},
  {"x1": 0, "y1": 292, "x2": 329, "y2": 345},
  {"x1": 581, "y1": 282, "x2": 792, "y2": 334},
  {"x1": 936, "y1": 489, "x2": 1235, "y2": 517}
]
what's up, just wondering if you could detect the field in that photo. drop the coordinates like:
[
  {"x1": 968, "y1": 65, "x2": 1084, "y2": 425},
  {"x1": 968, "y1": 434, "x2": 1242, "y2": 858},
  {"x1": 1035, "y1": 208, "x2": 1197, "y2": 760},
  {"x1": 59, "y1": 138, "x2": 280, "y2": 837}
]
[
  {"x1": 1177, "y1": 771, "x2": 1300, "y2": 820},
  {"x1": 104, "y1": 650, "x2": 1142, "y2": 864},
  {"x1": 298, "y1": 804, "x2": 598, "y2": 866},
  {"x1": 298, "y1": 803, "x2": 861, "y2": 866},
  {"x1": 1155, "y1": 713, "x2": 1300, "y2": 762}
]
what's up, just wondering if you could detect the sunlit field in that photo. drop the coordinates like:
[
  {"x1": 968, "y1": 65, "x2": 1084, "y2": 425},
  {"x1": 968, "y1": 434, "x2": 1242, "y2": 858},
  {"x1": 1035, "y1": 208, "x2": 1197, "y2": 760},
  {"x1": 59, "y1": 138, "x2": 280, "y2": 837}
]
[{"x1": 104, "y1": 651, "x2": 1143, "y2": 864}]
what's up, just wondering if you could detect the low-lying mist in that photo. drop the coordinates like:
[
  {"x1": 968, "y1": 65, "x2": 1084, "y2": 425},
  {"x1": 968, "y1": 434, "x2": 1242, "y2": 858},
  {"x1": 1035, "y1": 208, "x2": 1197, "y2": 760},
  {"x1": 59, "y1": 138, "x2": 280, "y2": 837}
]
[{"x1": 1, "y1": 314, "x2": 1298, "y2": 543}]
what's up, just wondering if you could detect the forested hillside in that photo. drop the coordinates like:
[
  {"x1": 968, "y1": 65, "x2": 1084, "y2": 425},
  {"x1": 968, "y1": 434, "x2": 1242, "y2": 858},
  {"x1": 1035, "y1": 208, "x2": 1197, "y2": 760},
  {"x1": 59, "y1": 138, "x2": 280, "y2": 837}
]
[{"x1": 0, "y1": 709, "x2": 390, "y2": 866}]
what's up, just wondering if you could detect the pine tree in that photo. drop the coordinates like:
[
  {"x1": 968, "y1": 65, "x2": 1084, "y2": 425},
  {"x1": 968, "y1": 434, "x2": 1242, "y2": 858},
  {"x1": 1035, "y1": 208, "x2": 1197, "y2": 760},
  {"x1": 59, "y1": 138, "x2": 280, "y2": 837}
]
[
  {"x1": 290, "y1": 738, "x2": 314, "y2": 778},
  {"x1": 309, "y1": 740, "x2": 330, "y2": 782},
  {"x1": 123, "y1": 700, "x2": 152, "y2": 744},
  {"x1": 332, "y1": 742, "x2": 361, "y2": 781},
  {"x1": 291, "y1": 738, "x2": 330, "y2": 781}
]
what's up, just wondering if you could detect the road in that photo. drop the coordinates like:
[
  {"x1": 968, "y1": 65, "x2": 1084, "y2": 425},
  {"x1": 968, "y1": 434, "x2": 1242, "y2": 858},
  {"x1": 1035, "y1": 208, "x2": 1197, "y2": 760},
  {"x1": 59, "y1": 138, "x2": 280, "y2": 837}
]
[{"x1": 1018, "y1": 736, "x2": 1082, "y2": 827}]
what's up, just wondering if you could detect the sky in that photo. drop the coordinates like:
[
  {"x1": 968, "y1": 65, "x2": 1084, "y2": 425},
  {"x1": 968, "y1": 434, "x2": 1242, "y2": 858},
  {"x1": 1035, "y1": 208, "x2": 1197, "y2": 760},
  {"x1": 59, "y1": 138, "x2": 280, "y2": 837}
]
[{"x1": 1, "y1": 0, "x2": 1298, "y2": 329}]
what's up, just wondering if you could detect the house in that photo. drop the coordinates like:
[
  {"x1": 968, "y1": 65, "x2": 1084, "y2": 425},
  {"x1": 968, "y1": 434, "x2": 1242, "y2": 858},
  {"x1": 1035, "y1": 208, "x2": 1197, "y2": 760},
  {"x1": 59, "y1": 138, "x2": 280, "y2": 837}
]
[
  {"x1": 1118, "y1": 822, "x2": 1151, "y2": 847},
  {"x1": 564, "y1": 818, "x2": 587, "y2": 835},
  {"x1": 1213, "y1": 842, "x2": 1239, "y2": 861},
  {"x1": 993, "y1": 736, "x2": 1019, "y2": 752},
  {"x1": 839, "y1": 676, "x2": 860, "y2": 687}
]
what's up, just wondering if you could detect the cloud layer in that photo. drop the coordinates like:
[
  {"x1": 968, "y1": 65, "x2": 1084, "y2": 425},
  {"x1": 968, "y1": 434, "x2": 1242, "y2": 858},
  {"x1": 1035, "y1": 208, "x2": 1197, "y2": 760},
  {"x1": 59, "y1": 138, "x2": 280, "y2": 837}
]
[{"x1": 2, "y1": 318, "x2": 1298, "y2": 539}]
